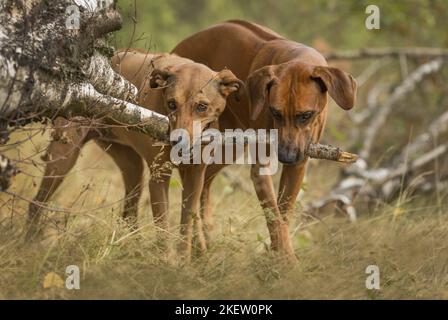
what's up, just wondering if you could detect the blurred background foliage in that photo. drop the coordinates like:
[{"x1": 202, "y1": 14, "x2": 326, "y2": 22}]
[{"x1": 114, "y1": 0, "x2": 448, "y2": 52}]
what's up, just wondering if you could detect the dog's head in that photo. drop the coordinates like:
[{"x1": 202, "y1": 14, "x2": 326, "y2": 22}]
[
  {"x1": 149, "y1": 63, "x2": 244, "y2": 147},
  {"x1": 247, "y1": 61, "x2": 357, "y2": 165}
]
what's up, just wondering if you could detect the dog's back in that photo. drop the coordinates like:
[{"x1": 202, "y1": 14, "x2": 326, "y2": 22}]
[{"x1": 111, "y1": 49, "x2": 194, "y2": 91}]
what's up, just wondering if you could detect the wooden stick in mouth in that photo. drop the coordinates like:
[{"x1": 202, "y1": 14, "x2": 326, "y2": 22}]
[
  {"x1": 156, "y1": 132, "x2": 359, "y2": 164},
  {"x1": 306, "y1": 143, "x2": 358, "y2": 164}
]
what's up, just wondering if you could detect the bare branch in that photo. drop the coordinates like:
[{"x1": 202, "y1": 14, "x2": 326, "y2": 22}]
[
  {"x1": 326, "y1": 47, "x2": 448, "y2": 61},
  {"x1": 359, "y1": 59, "x2": 443, "y2": 159}
]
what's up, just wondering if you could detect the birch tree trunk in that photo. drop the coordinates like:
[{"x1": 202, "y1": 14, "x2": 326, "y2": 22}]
[
  {"x1": 0, "y1": 0, "x2": 170, "y2": 190},
  {"x1": 0, "y1": 0, "x2": 169, "y2": 134}
]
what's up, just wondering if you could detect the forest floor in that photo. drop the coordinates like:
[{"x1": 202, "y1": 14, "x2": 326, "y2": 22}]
[{"x1": 0, "y1": 126, "x2": 447, "y2": 299}]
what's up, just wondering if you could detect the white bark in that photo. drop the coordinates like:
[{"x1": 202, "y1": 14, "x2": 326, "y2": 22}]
[
  {"x1": 82, "y1": 51, "x2": 138, "y2": 102},
  {"x1": 0, "y1": 0, "x2": 141, "y2": 121},
  {"x1": 359, "y1": 59, "x2": 443, "y2": 159},
  {"x1": 0, "y1": 0, "x2": 170, "y2": 190}
]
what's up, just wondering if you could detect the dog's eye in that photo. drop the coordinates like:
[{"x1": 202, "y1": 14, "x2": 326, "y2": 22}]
[
  {"x1": 269, "y1": 107, "x2": 283, "y2": 121},
  {"x1": 296, "y1": 111, "x2": 315, "y2": 124},
  {"x1": 196, "y1": 103, "x2": 208, "y2": 113},
  {"x1": 167, "y1": 100, "x2": 177, "y2": 111}
]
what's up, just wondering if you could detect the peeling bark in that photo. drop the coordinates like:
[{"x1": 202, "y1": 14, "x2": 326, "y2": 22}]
[
  {"x1": 0, "y1": 0, "x2": 147, "y2": 124},
  {"x1": 0, "y1": 0, "x2": 169, "y2": 189}
]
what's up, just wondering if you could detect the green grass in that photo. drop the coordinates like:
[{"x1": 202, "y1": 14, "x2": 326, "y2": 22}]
[{"x1": 0, "y1": 126, "x2": 447, "y2": 299}]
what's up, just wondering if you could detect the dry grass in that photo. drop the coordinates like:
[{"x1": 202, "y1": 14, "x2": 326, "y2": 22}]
[{"x1": 0, "y1": 125, "x2": 447, "y2": 300}]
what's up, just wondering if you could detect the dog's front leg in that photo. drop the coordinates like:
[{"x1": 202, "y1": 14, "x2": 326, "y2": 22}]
[
  {"x1": 277, "y1": 162, "x2": 308, "y2": 220},
  {"x1": 178, "y1": 164, "x2": 207, "y2": 260},
  {"x1": 26, "y1": 118, "x2": 91, "y2": 240},
  {"x1": 250, "y1": 163, "x2": 295, "y2": 258},
  {"x1": 147, "y1": 148, "x2": 173, "y2": 250}
]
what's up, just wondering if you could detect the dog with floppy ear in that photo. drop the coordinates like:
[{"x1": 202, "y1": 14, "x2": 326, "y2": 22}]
[
  {"x1": 248, "y1": 64, "x2": 356, "y2": 122},
  {"x1": 173, "y1": 19, "x2": 357, "y2": 259},
  {"x1": 26, "y1": 49, "x2": 244, "y2": 259}
]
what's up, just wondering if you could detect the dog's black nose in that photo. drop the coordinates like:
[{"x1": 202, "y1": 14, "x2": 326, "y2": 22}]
[
  {"x1": 278, "y1": 153, "x2": 297, "y2": 164},
  {"x1": 278, "y1": 144, "x2": 303, "y2": 165}
]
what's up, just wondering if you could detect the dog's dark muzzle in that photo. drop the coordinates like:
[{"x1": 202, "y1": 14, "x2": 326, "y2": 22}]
[{"x1": 278, "y1": 144, "x2": 304, "y2": 165}]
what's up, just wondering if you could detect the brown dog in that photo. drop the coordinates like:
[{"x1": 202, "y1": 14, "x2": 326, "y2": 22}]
[
  {"x1": 173, "y1": 20, "x2": 357, "y2": 258},
  {"x1": 27, "y1": 49, "x2": 243, "y2": 258}
]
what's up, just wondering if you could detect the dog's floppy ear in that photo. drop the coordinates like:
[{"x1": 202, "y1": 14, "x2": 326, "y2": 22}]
[
  {"x1": 218, "y1": 69, "x2": 245, "y2": 101},
  {"x1": 311, "y1": 66, "x2": 357, "y2": 110},
  {"x1": 247, "y1": 65, "x2": 278, "y2": 122},
  {"x1": 150, "y1": 68, "x2": 174, "y2": 89}
]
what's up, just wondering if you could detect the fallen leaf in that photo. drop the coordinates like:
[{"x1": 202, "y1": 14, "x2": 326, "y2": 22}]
[{"x1": 43, "y1": 272, "x2": 64, "y2": 289}]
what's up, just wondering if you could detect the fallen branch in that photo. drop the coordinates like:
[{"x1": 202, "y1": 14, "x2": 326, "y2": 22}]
[
  {"x1": 326, "y1": 47, "x2": 448, "y2": 61},
  {"x1": 399, "y1": 110, "x2": 448, "y2": 163},
  {"x1": 360, "y1": 58, "x2": 443, "y2": 159},
  {"x1": 305, "y1": 108, "x2": 448, "y2": 220}
]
